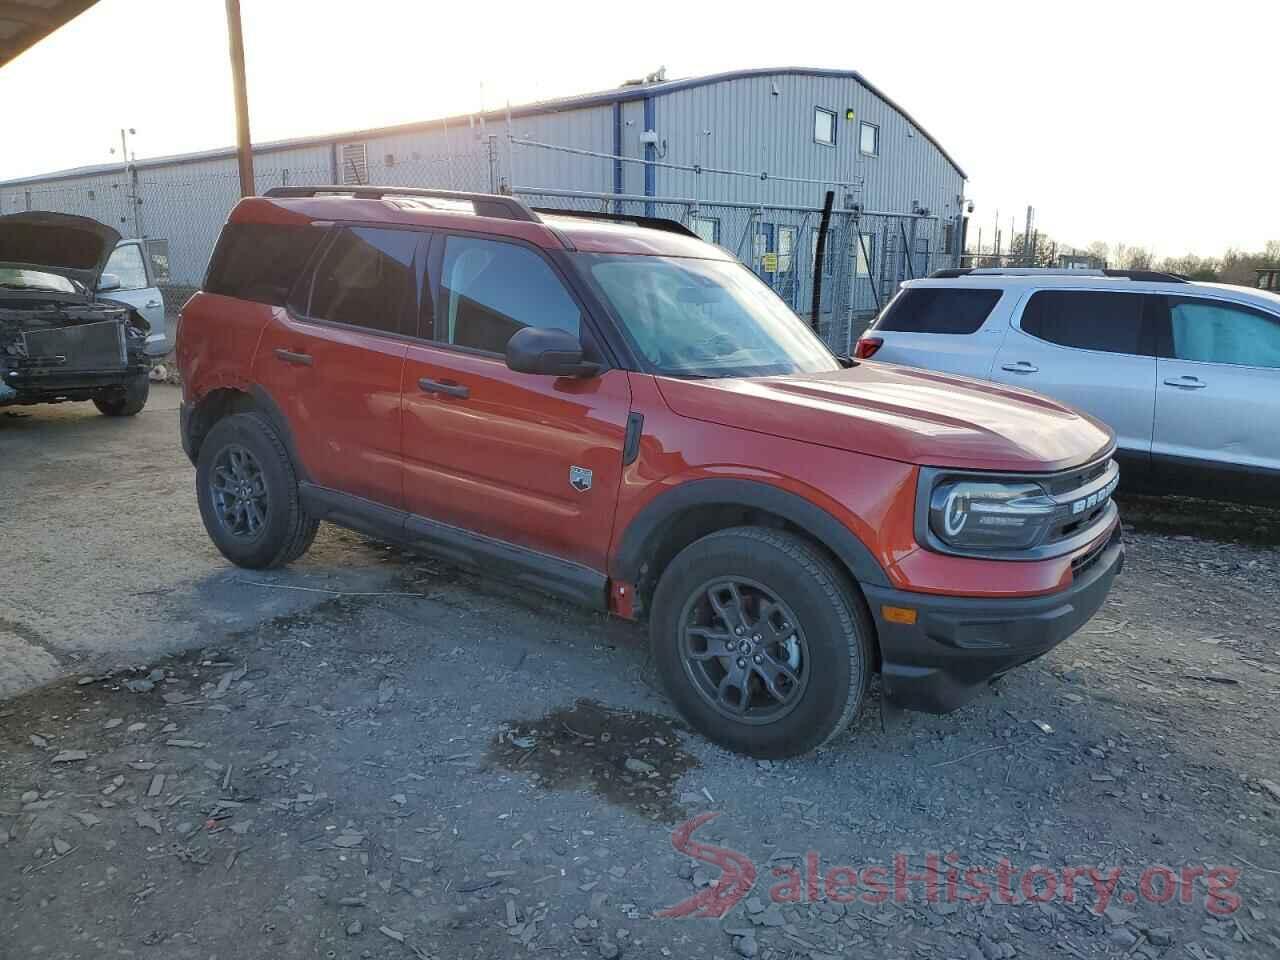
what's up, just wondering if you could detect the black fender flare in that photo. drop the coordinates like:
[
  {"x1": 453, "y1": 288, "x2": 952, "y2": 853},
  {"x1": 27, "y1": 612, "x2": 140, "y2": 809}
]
[
  {"x1": 183, "y1": 384, "x2": 309, "y2": 484},
  {"x1": 611, "y1": 478, "x2": 891, "y2": 589}
]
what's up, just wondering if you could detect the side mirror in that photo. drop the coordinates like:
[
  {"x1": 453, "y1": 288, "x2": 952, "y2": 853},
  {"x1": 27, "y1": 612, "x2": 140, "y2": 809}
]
[
  {"x1": 97, "y1": 273, "x2": 121, "y2": 293},
  {"x1": 506, "y1": 327, "x2": 600, "y2": 378}
]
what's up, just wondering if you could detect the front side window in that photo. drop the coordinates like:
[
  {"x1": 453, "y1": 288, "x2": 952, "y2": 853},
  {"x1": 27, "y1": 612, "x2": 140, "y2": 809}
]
[
  {"x1": 1166, "y1": 297, "x2": 1280, "y2": 369},
  {"x1": 582, "y1": 254, "x2": 839, "y2": 379},
  {"x1": 814, "y1": 108, "x2": 836, "y2": 146},
  {"x1": 308, "y1": 227, "x2": 420, "y2": 334},
  {"x1": 103, "y1": 244, "x2": 148, "y2": 290},
  {"x1": 859, "y1": 121, "x2": 879, "y2": 156},
  {"x1": 438, "y1": 235, "x2": 581, "y2": 354},
  {"x1": 877, "y1": 287, "x2": 1001, "y2": 335},
  {"x1": 1020, "y1": 290, "x2": 1146, "y2": 355}
]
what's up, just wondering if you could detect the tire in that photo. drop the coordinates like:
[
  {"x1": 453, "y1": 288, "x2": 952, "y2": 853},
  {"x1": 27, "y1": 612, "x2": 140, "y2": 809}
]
[
  {"x1": 650, "y1": 526, "x2": 874, "y2": 759},
  {"x1": 195, "y1": 412, "x2": 319, "y2": 569},
  {"x1": 93, "y1": 374, "x2": 149, "y2": 417}
]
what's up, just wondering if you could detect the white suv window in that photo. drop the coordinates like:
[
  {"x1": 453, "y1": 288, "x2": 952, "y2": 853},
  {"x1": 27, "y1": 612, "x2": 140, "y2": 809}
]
[
  {"x1": 1020, "y1": 290, "x2": 1147, "y2": 356},
  {"x1": 877, "y1": 288, "x2": 1001, "y2": 335},
  {"x1": 1166, "y1": 297, "x2": 1280, "y2": 369}
]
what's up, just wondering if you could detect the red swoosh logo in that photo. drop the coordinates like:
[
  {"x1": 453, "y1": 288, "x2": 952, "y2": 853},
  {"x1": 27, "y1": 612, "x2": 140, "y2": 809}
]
[{"x1": 657, "y1": 812, "x2": 757, "y2": 918}]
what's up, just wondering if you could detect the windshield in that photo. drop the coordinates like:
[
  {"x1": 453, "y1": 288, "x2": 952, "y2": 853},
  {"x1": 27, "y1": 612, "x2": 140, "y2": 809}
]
[
  {"x1": 581, "y1": 254, "x2": 840, "y2": 378},
  {"x1": 0, "y1": 267, "x2": 79, "y2": 294}
]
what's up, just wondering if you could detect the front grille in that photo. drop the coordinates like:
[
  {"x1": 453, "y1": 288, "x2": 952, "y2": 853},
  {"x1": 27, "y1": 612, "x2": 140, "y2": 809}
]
[
  {"x1": 20, "y1": 321, "x2": 126, "y2": 373},
  {"x1": 1071, "y1": 525, "x2": 1118, "y2": 575}
]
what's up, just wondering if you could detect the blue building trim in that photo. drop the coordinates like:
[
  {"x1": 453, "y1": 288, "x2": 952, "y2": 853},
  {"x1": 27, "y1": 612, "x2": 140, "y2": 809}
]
[
  {"x1": 643, "y1": 96, "x2": 656, "y2": 218},
  {"x1": 612, "y1": 102, "x2": 624, "y2": 214}
]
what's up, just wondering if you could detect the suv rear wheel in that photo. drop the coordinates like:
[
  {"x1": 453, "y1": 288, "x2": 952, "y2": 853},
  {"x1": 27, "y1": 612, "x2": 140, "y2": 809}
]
[
  {"x1": 93, "y1": 373, "x2": 149, "y2": 417},
  {"x1": 650, "y1": 526, "x2": 873, "y2": 758},
  {"x1": 195, "y1": 412, "x2": 319, "y2": 569}
]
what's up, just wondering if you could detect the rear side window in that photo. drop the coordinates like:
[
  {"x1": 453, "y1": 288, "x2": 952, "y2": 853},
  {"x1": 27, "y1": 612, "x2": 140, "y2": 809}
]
[
  {"x1": 877, "y1": 287, "x2": 1001, "y2": 335},
  {"x1": 204, "y1": 223, "x2": 323, "y2": 305},
  {"x1": 436, "y1": 235, "x2": 581, "y2": 353},
  {"x1": 306, "y1": 227, "x2": 421, "y2": 335},
  {"x1": 1020, "y1": 290, "x2": 1146, "y2": 355}
]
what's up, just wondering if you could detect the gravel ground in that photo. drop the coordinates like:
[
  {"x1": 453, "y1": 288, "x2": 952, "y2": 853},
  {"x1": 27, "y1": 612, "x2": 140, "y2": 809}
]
[{"x1": 2, "y1": 398, "x2": 1278, "y2": 960}]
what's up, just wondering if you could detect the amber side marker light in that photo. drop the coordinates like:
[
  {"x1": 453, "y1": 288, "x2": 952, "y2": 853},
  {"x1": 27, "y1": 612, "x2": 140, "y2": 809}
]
[{"x1": 880, "y1": 605, "x2": 918, "y2": 625}]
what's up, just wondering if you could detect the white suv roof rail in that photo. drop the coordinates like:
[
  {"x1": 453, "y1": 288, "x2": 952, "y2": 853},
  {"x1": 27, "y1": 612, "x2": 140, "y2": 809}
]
[{"x1": 931, "y1": 267, "x2": 1190, "y2": 283}]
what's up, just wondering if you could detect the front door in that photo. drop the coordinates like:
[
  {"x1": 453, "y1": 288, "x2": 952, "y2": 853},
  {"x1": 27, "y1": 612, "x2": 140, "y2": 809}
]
[
  {"x1": 253, "y1": 225, "x2": 423, "y2": 509},
  {"x1": 102, "y1": 240, "x2": 168, "y2": 355},
  {"x1": 1151, "y1": 293, "x2": 1280, "y2": 499},
  {"x1": 989, "y1": 288, "x2": 1156, "y2": 480},
  {"x1": 401, "y1": 232, "x2": 631, "y2": 572}
]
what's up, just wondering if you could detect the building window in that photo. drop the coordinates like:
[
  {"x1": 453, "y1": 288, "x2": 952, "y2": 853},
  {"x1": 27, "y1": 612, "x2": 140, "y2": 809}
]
[
  {"x1": 690, "y1": 216, "x2": 720, "y2": 245},
  {"x1": 854, "y1": 233, "x2": 875, "y2": 278},
  {"x1": 814, "y1": 108, "x2": 836, "y2": 146},
  {"x1": 859, "y1": 121, "x2": 879, "y2": 156}
]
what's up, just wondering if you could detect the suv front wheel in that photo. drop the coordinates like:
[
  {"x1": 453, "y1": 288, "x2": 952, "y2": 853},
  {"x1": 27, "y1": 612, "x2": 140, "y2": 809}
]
[
  {"x1": 195, "y1": 412, "x2": 319, "y2": 569},
  {"x1": 93, "y1": 373, "x2": 149, "y2": 417},
  {"x1": 650, "y1": 527, "x2": 873, "y2": 758}
]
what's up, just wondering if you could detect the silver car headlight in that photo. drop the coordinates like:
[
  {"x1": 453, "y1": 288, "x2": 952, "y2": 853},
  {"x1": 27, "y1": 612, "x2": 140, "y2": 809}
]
[{"x1": 928, "y1": 479, "x2": 1057, "y2": 552}]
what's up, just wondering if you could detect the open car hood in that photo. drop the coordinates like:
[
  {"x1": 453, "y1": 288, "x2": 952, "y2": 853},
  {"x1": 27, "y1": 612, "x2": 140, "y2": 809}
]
[{"x1": 0, "y1": 212, "x2": 122, "y2": 292}]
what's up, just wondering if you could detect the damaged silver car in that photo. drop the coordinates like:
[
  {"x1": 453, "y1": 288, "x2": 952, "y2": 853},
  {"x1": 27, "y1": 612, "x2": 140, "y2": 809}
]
[{"x1": 1, "y1": 211, "x2": 151, "y2": 415}]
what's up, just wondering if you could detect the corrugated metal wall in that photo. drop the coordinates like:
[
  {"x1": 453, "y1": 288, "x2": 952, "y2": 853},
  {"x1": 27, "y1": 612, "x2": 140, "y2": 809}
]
[{"x1": 0, "y1": 70, "x2": 964, "y2": 288}]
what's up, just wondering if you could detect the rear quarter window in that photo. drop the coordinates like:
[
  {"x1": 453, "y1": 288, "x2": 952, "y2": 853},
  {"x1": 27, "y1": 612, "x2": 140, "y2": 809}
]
[
  {"x1": 876, "y1": 287, "x2": 1001, "y2": 334},
  {"x1": 204, "y1": 223, "x2": 324, "y2": 306}
]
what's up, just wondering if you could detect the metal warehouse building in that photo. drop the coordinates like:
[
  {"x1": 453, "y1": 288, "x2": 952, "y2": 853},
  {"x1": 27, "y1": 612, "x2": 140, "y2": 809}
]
[{"x1": 0, "y1": 66, "x2": 967, "y2": 348}]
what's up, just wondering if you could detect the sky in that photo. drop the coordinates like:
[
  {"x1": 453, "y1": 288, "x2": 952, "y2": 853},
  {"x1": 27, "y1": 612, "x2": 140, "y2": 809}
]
[{"x1": 1, "y1": 0, "x2": 1276, "y2": 258}]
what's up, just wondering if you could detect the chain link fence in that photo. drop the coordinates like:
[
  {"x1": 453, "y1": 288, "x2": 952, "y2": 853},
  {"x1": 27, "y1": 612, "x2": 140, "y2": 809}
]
[{"x1": 3, "y1": 133, "x2": 958, "y2": 352}]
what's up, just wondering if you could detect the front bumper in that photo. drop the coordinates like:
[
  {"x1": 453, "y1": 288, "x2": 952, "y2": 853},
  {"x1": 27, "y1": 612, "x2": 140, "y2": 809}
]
[
  {"x1": 863, "y1": 526, "x2": 1124, "y2": 713},
  {"x1": 1, "y1": 362, "x2": 149, "y2": 404}
]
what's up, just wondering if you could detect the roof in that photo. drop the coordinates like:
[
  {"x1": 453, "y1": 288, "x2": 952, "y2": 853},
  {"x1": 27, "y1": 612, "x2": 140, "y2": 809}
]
[
  {"x1": 0, "y1": 66, "x2": 965, "y2": 187},
  {"x1": 231, "y1": 194, "x2": 736, "y2": 260},
  {"x1": 0, "y1": 0, "x2": 99, "y2": 69}
]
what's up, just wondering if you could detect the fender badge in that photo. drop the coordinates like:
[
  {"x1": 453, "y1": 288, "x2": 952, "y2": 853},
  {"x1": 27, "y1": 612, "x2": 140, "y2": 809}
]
[{"x1": 569, "y1": 466, "x2": 593, "y2": 492}]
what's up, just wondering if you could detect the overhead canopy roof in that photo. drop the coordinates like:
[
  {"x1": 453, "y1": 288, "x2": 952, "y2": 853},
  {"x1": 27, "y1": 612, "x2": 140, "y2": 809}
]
[{"x1": 0, "y1": 1, "x2": 99, "y2": 69}]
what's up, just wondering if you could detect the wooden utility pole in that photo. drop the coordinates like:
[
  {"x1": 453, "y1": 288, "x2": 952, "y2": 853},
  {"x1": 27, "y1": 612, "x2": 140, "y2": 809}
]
[{"x1": 225, "y1": 0, "x2": 254, "y2": 197}]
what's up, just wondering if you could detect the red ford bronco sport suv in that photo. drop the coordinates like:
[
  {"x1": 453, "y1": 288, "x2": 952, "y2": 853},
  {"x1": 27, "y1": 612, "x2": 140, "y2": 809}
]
[{"x1": 177, "y1": 186, "x2": 1123, "y2": 758}]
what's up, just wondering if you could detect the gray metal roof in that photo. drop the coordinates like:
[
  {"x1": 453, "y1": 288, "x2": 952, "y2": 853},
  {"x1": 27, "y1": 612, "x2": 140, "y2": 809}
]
[{"x1": 0, "y1": 65, "x2": 965, "y2": 186}]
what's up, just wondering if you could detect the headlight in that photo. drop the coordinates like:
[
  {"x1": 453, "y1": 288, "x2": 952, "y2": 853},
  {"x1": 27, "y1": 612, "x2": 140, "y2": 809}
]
[{"x1": 928, "y1": 479, "x2": 1057, "y2": 551}]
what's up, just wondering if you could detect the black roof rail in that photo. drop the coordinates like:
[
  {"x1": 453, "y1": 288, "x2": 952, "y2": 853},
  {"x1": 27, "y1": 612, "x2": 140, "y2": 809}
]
[
  {"x1": 929, "y1": 268, "x2": 972, "y2": 278},
  {"x1": 1102, "y1": 269, "x2": 1189, "y2": 283},
  {"x1": 531, "y1": 207, "x2": 700, "y2": 240},
  {"x1": 263, "y1": 185, "x2": 541, "y2": 223}
]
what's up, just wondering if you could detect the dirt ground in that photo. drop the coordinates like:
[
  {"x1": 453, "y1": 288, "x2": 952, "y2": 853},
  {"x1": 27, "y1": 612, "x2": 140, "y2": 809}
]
[{"x1": 2, "y1": 395, "x2": 1278, "y2": 960}]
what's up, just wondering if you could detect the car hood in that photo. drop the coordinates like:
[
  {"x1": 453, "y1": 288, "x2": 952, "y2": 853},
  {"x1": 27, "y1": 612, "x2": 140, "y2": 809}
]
[
  {"x1": 0, "y1": 212, "x2": 121, "y2": 291},
  {"x1": 655, "y1": 362, "x2": 1115, "y2": 473}
]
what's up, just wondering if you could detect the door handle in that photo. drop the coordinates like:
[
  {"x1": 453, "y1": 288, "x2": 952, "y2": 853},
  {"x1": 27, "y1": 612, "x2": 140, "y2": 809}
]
[
  {"x1": 273, "y1": 348, "x2": 313, "y2": 366},
  {"x1": 418, "y1": 377, "x2": 470, "y2": 399},
  {"x1": 1000, "y1": 361, "x2": 1039, "y2": 374},
  {"x1": 1163, "y1": 375, "x2": 1206, "y2": 389},
  {"x1": 145, "y1": 299, "x2": 162, "y2": 309}
]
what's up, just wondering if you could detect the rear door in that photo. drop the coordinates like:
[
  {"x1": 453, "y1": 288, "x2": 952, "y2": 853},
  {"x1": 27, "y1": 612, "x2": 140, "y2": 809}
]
[
  {"x1": 102, "y1": 240, "x2": 168, "y2": 355},
  {"x1": 869, "y1": 285, "x2": 1006, "y2": 377},
  {"x1": 401, "y1": 231, "x2": 631, "y2": 573},
  {"x1": 1150, "y1": 293, "x2": 1280, "y2": 499},
  {"x1": 253, "y1": 225, "x2": 423, "y2": 509},
  {"x1": 989, "y1": 289, "x2": 1156, "y2": 479}
]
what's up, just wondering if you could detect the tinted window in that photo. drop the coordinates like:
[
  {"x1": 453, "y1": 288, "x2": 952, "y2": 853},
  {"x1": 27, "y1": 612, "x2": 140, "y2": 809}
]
[
  {"x1": 438, "y1": 235, "x2": 580, "y2": 353},
  {"x1": 308, "y1": 227, "x2": 420, "y2": 335},
  {"x1": 1020, "y1": 290, "x2": 1145, "y2": 355},
  {"x1": 877, "y1": 287, "x2": 1000, "y2": 335},
  {"x1": 104, "y1": 244, "x2": 148, "y2": 290},
  {"x1": 205, "y1": 223, "x2": 324, "y2": 305},
  {"x1": 1167, "y1": 297, "x2": 1280, "y2": 369}
]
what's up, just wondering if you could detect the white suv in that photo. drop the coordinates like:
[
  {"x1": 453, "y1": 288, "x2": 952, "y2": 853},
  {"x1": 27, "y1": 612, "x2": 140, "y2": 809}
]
[{"x1": 856, "y1": 268, "x2": 1280, "y2": 505}]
